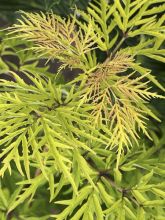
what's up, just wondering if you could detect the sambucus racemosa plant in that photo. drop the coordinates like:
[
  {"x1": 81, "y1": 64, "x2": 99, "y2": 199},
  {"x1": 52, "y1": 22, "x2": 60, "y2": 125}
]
[{"x1": 0, "y1": 0, "x2": 165, "y2": 219}]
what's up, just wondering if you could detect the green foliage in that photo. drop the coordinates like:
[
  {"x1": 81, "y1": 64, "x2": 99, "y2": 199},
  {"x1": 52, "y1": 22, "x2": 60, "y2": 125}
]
[{"x1": 0, "y1": 0, "x2": 165, "y2": 219}]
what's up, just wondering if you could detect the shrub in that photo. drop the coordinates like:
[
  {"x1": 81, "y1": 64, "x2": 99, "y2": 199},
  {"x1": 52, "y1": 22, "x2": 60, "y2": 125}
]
[{"x1": 0, "y1": 0, "x2": 165, "y2": 219}]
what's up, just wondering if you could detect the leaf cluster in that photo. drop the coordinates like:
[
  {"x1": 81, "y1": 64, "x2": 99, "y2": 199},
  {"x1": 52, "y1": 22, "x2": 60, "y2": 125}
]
[{"x1": 0, "y1": 0, "x2": 165, "y2": 219}]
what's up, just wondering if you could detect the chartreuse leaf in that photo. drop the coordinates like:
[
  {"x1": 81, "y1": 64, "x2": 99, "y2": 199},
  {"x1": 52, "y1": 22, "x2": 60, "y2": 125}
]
[
  {"x1": 22, "y1": 135, "x2": 30, "y2": 179},
  {"x1": 78, "y1": 0, "x2": 118, "y2": 51},
  {"x1": 72, "y1": 155, "x2": 81, "y2": 189},
  {"x1": 108, "y1": 31, "x2": 119, "y2": 50},
  {"x1": 53, "y1": 186, "x2": 92, "y2": 220},
  {"x1": 0, "y1": 57, "x2": 9, "y2": 73},
  {"x1": 124, "y1": 205, "x2": 136, "y2": 220},
  {"x1": 114, "y1": 168, "x2": 122, "y2": 184},
  {"x1": 0, "y1": 138, "x2": 23, "y2": 177},
  {"x1": 104, "y1": 199, "x2": 122, "y2": 214},
  {"x1": 45, "y1": 128, "x2": 78, "y2": 194},
  {"x1": 143, "y1": 200, "x2": 165, "y2": 206},
  {"x1": 74, "y1": 149, "x2": 96, "y2": 190},
  {"x1": 131, "y1": 190, "x2": 147, "y2": 204},
  {"x1": 137, "y1": 207, "x2": 145, "y2": 220},
  {"x1": 146, "y1": 54, "x2": 165, "y2": 63},
  {"x1": 71, "y1": 203, "x2": 88, "y2": 220},
  {"x1": 52, "y1": 174, "x2": 67, "y2": 200},
  {"x1": 0, "y1": 213, "x2": 6, "y2": 220},
  {"x1": 8, "y1": 185, "x2": 24, "y2": 209},
  {"x1": 130, "y1": 63, "x2": 165, "y2": 92},
  {"x1": 137, "y1": 170, "x2": 153, "y2": 187},
  {"x1": 0, "y1": 188, "x2": 8, "y2": 209},
  {"x1": 14, "y1": 147, "x2": 24, "y2": 176},
  {"x1": 93, "y1": 193, "x2": 104, "y2": 220},
  {"x1": 97, "y1": 182, "x2": 114, "y2": 206},
  {"x1": 88, "y1": 152, "x2": 106, "y2": 170},
  {"x1": 123, "y1": 198, "x2": 136, "y2": 220},
  {"x1": 8, "y1": 166, "x2": 56, "y2": 213},
  {"x1": 8, "y1": 173, "x2": 45, "y2": 212},
  {"x1": 82, "y1": 195, "x2": 94, "y2": 220},
  {"x1": 152, "y1": 188, "x2": 165, "y2": 198},
  {"x1": 48, "y1": 172, "x2": 55, "y2": 202},
  {"x1": 28, "y1": 127, "x2": 48, "y2": 180}
]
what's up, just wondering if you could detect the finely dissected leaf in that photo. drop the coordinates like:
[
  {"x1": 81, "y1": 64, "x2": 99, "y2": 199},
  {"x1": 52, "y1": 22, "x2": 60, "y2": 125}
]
[
  {"x1": 0, "y1": 143, "x2": 20, "y2": 177},
  {"x1": 52, "y1": 174, "x2": 67, "y2": 200},
  {"x1": 8, "y1": 185, "x2": 24, "y2": 209},
  {"x1": 130, "y1": 63, "x2": 165, "y2": 92},
  {"x1": 5, "y1": 1, "x2": 164, "y2": 172},
  {"x1": 7, "y1": 11, "x2": 96, "y2": 71},
  {"x1": 74, "y1": 149, "x2": 96, "y2": 189},
  {"x1": 44, "y1": 124, "x2": 78, "y2": 194},
  {"x1": 80, "y1": 51, "x2": 163, "y2": 165},
  {"x1": 48, "y1": 172, "x2": 55, "y2": 202},
  {"x1": 7, "y1": 166, "x2": 56, "y2": 213},
  {"x1": 53, "y1": 186, "x2": 92, "y2": 220},
  {"x1": 0, "y1": 0, "x2": 164, "y2": 218},
  {"x1": 8, "y1": 173, "x2": 45, "y2": 212},
  {"x1": 22, "y1": 135, "x2": 30, "y2": 179}
]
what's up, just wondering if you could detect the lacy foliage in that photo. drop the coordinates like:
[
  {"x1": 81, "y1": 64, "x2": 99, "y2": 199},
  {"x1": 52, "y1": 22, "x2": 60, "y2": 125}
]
[{"x1": 0, "y1": 0, "x2": 164, "y2": 219}]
